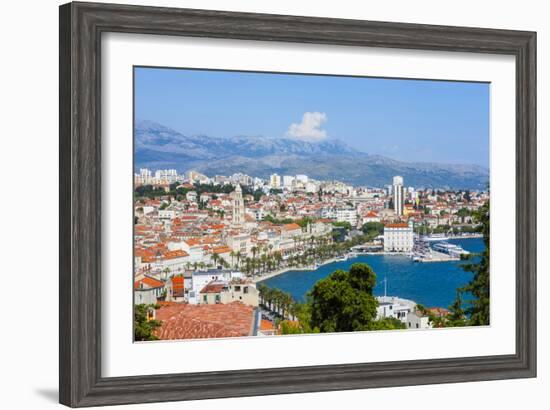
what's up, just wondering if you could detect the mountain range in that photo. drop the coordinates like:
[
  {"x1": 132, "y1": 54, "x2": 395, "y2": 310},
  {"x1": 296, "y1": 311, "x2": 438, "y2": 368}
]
[{"x1": 135, "y1": 120, "x2": 489, "y2": 189}]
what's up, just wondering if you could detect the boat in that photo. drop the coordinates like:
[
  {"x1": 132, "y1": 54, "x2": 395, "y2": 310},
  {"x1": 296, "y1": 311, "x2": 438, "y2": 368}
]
[
  {"x1": 336, "y1": 254, "x2": 348, "y2": 261},
  {"x1": 420, "y1": 233, "x2": 449, "y2": 242},
  {"x1": 432, "y1": 242, "x2": 470, "y2": 258}
]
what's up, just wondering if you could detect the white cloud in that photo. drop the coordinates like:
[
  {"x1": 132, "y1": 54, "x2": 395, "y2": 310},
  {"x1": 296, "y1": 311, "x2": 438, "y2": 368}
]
[{"x1": 286, "y1": 112, "x2": 328, "y2": 141}]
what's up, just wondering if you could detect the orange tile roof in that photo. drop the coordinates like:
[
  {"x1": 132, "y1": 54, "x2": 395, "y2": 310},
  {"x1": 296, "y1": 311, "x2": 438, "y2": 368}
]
[
  {"x1": 260, "y1": 319, "x2": 274, "y2": 331},
  {"x1": 213, "y1": 246, "x2": 231, "y2": 254},
  {"x1": 200, "y1": 282, "x2": 226, "y2": 294},
  {"x1": 385, "y1": 223, "x2": 409, "y2": 228},
  {"x1": 154, "y1": 302, "x2": 256, "y2": 340},
  {"x1": 162, "y1": 250, "x2": 189, "y2": 259},
  {"x1": 134, "y1": 276, "x2": 165, "y2": 290},
  {"x1": 283, "y1": 223, "x2": 301, "y2": 231}
]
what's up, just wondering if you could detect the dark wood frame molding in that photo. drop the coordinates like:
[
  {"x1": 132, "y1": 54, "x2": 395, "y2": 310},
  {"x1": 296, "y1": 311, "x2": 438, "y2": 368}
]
[{"x1": 59, "y1": 2, "x2": 536, "y2": 407}]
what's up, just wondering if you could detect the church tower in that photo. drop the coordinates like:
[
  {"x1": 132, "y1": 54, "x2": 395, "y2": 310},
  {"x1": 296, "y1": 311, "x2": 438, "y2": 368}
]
[{"x1": 232, "y1": 184, "x2": 245, "y2": 227}]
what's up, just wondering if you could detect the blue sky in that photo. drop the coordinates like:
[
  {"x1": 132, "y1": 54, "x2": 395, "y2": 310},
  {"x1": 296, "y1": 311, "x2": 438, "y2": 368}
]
[{"x1": 135, "y1": 67, "x2": 489, "y2": 168}]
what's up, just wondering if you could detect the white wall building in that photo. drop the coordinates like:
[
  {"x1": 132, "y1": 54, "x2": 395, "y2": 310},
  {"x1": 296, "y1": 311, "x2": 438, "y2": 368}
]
[
  {"x1": 282, "y1": 175, "x2": 295, "y2": 189},
  {"x1": 407, "y1": 311, "x2": 433, "y2": 330},
  {"x1": 384, "y1": 222, "x2": 414, "y2": 253},
  {"x1": 188, "y1": 270, "x2": 244, "y2": 304},
  {"x1": 336, "y1": 208, "x2": 358, "y2": 227}
]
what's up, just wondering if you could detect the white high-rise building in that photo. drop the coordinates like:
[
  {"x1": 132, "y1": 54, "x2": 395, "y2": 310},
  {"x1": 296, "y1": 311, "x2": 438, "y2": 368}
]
[
  {"x1": 392, "y1": 176, "x2": 404, "y2": 216},
  {"x1": 154, "y1": 169, "x2": 178, "y2": 183},
  {"x1": 270, "y1": 173, "x2": 281, "y2": 189},
  {"x1": 139, "y1": 168, "x2": 152, "y2": 184}
]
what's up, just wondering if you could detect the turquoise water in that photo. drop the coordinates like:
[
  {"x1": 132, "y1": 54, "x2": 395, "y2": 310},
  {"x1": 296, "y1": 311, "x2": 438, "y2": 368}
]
[{"x1": 260, "y1": 238, "x2": 485, "y2": 309}]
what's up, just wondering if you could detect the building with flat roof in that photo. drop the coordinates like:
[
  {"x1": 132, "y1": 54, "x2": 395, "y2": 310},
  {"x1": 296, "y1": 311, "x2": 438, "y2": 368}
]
[{"x1": 384, "y1": 222, "x2": 414, "y2": 253}]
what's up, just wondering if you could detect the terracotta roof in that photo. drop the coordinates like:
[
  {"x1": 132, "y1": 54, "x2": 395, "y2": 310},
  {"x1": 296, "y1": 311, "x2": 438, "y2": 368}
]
[
  {"x1": 283, "y1": 223, "x2": 301, "y2": 231},
  {"x1": 385, "y1": 223, "x2": 410, "y2": 228},
  {"x1": 200, "y1": 281, "x2": 226, "y2": 294},
  {"x1": 260, "y1": 319, "x2": 274, "y2": 331},
  {"x1": 426, "y1": 307, "x2": 450, "y2": 317},
  {"x1": 162, "y1": 250, "x2": 189, "y2": 259},
  {"x1": 134, "y1": 276, "x2": 165, "y2": 290},
  {"x1": 154, "y1": 302, "x2": 256, "y2": 340}
]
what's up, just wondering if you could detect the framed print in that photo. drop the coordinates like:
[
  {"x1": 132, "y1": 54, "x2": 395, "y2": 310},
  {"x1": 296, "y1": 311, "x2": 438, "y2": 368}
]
[{"x1": 59, "y1": 1, "x2": 536, "y2": 407}]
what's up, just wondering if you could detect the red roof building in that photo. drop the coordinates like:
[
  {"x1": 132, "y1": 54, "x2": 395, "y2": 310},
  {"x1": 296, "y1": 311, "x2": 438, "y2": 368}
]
[{"x1": 154, "y1": 302, "x2": 257, "y2": 340}]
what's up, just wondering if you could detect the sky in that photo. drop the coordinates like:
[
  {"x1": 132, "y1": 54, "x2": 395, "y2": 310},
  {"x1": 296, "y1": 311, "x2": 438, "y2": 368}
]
[{"x1": 134, "y1": 67, "x2": 490, "y2": 168}]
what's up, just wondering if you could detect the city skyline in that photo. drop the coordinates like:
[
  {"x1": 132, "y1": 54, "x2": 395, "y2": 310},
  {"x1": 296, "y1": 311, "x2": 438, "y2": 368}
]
[{"x1": 135, "y1": 67, "x2": 490, "y2": 168}]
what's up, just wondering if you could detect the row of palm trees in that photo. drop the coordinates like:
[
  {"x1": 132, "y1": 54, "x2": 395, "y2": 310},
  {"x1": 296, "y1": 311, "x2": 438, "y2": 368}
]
[
  {"x1": 177, "y1": 231, "x2": 369, "y2": 278},
  {"x1": 222, "y1": 232, "x2": 370, "y2": 278},
  {"x1": 257, "y1": 283, "x2": 297, "y2": 321}
]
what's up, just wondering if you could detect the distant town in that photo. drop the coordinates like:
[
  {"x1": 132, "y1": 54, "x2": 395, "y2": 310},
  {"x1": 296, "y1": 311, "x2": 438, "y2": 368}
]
[{"x1": 133, "y1": 167, "x2": 488, "y2": 341}]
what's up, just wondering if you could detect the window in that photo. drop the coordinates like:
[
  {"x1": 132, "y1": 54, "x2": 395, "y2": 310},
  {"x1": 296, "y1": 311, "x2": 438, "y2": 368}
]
[
  {"x1": 243, "y1": 286, "x2": 248, "y2": 294},
  {"x1": 416, "y1": 323, "x2": 419, "y2": 329},
  {"x1": 234, "y1": 286, "x2": 241, "y2": 292}
]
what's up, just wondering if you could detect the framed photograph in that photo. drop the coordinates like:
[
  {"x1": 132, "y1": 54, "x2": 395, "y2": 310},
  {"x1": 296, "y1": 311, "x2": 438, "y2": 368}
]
[{"x1": 59, "y1": 1, "x2": 536, "y2": 407}]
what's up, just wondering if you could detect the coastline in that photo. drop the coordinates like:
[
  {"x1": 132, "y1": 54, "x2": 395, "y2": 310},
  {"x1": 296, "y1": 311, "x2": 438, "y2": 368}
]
[
  {"x1": 253, "y1": 235, "x2": 482, "y2": 283},
  {"x1": 253, "y1": 257, "x2": 341, "y2": 283}
]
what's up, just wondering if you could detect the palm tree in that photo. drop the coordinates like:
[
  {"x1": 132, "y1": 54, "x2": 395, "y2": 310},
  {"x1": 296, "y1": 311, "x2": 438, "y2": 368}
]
[
  {"x1": 260, "y1": 253, "x2": 267, "y2": 272},
  {"x1": 274, "y1": 251, "x2": 283, "y2": 268},
  {"x1": 251, "y1": 246, "x2": 258, "y2": 275},
  {"x1": 229, "y1": 250, "x2": 235, "y2": 268},
  {"x1": 235, "y1": 251, "x2": 242, "y2": 269},
  {"x1": 211, "y1": 252, "x2": 220, "y2": 268}
]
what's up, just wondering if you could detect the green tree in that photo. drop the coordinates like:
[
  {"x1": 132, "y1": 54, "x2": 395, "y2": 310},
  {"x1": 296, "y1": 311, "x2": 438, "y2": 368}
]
[
  {"x1": 134, "y1": 304, "x2": 162, "y2": 341},
  {"x1": 457, "y1": 201, "x2": 490, "y2": 325},
  {"x1": 447, "y1": 290, "x2": 467, "y2": 327},
  {"x1": 331, "y1": 221, "x2": 352, "y2": 230},
  {"x1": 309, "y1": 263, "x2": 378, "y2": 332},
  {"x1": 361, "y1": 222, "x2": 384, "y2": 240}
]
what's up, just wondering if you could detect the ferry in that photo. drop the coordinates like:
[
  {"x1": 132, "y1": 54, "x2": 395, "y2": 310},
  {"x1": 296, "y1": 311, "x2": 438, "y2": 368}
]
[
  {"x1": 420, "y1": 233, "x2": 449, "y2": 242},
  {"x1": 432, "y1": 242, "x2": 470, "y2": 258}
]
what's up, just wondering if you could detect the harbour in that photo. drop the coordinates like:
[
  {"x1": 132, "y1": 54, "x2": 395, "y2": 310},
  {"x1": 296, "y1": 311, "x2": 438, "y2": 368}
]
[{"x1": 259, "y1": 237, "x2": 484, "y2": 310}]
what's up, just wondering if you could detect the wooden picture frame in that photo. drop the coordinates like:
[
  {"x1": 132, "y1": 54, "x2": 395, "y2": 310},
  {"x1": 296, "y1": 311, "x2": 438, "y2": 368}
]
[{"x1": 59, "y1": 1, "x2": 536, "y2": 407}]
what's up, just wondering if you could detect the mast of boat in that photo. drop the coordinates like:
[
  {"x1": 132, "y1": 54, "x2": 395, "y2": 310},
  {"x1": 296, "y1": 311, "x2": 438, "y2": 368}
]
[{"x1": 382, "y1": 276, "x2": 387, "y2": 298}]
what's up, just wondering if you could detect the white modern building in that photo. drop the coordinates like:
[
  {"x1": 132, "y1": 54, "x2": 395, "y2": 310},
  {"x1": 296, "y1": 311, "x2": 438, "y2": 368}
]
[
  {"x1": 336, "y1": 208, "x2": 358, "y2": 227},
  {"x1": 154, "y1": 169, "x2": 178, "y2": 182},
  {"x1": 269, "y1": 173, "x2": 281, "y2": 189},
  {"x1": 376, "y1": 296, "x2": 414, "y2": 323},
  {"x1": 392, "y1": 175, "x2": 404, "y2": 216},
  {"x1": 384, "y1": 222, "x2": 414, "y2": 253},
  {"x1": 282, "y1": 175, "x2": 295, "y2": 189}
]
